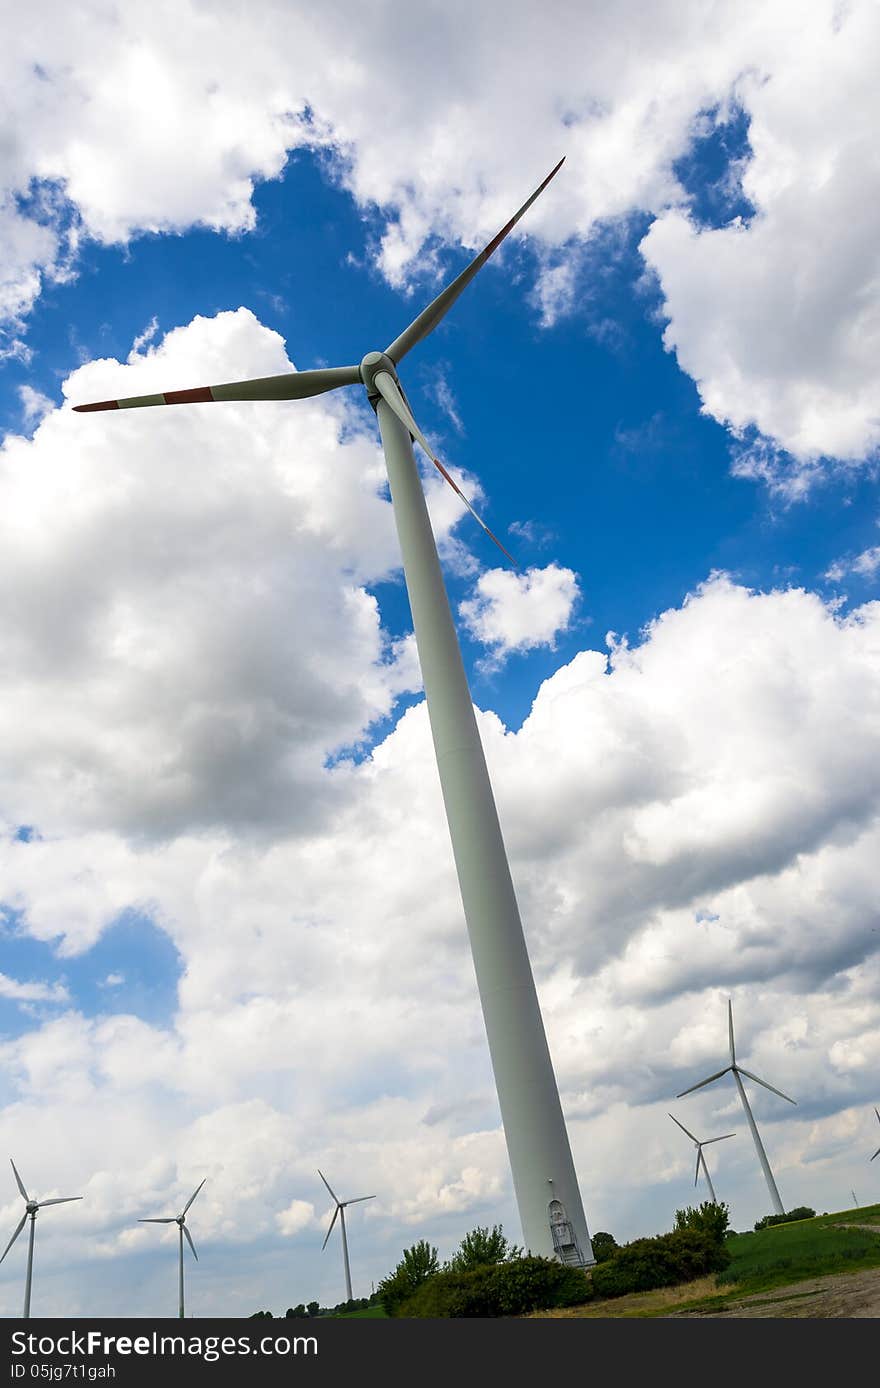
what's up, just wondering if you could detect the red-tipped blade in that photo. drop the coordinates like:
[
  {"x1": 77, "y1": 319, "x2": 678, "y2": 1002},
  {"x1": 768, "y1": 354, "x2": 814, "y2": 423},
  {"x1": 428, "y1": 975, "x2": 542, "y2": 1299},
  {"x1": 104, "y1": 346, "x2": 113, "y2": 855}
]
[{"x1": 73, "y1": 365, "x2": 361, "y2": 413}]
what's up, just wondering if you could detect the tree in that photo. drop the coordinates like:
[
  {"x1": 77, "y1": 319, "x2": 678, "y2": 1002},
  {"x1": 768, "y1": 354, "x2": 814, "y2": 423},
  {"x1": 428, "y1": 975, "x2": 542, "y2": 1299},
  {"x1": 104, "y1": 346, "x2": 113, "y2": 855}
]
[
  {"x1": 286, "y1": 1304, "x2": 307, "y2": 1318},
  {"x1": 445, "y1": 1224, "x2": 521, "y2": 1272},
  {"x1": 377, "y1": 1240, "x2": 441, "y2": 1316},
  {"x1": 590, "y1": 1231, "x2": 619, "y2": 1263},
  {"x1": 673, "y1": 1201, "x2": 730, "y2": 1244},
  {"x1": 306, "y1": 1301, "x2": 320, "y2": 1317}
]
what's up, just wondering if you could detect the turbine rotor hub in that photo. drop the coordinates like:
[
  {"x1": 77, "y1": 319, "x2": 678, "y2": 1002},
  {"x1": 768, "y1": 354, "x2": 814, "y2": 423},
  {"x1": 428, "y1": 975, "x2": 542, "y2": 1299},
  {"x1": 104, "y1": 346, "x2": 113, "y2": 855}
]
[
  {"x1": 359, "y1": 351, "x2": 398, "y2": 401},
  {"x1": 26, "y1": 1202, "x2": 38, "y2": 1214}
]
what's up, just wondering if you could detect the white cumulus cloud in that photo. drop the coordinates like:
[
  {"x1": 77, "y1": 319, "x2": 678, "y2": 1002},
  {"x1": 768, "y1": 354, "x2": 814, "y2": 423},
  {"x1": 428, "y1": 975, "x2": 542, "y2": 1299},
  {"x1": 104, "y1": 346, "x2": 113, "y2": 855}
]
[{"x1": 459, "y1": 563, "x2": 580, "y2": 664}]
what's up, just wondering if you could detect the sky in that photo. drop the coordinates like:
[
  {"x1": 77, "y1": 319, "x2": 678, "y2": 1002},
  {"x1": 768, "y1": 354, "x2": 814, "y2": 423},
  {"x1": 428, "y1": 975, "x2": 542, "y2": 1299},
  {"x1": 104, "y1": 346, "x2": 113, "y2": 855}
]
[{"x1": 1, "y1": 0, "x2": 880, "y2": 1318}]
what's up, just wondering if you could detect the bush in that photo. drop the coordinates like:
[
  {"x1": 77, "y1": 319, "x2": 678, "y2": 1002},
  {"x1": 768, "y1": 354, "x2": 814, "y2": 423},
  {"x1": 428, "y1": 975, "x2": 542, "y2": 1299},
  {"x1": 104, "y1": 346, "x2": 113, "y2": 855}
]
[
  {"x1": 753, "y1": 1207, "x2": 816, "y2": 1231},
  {"x1": 397, "y1": 1265, "x2": 497, "y2": 1318},
  {"x1": 397, "y1": 1255, "x2": 591, "y2": 1318},
  {"x1": 445, "y1": 1224, "x2": 520, "y2": 1272},
  {"x1": 378, "y1": 1239, "x2": 441, "y2": 1316},
  {"x1": 489, "y1": 1257, "x2": 591, "y2": 1314},
  {"x1": 590, "y1": 1231, "x2": 619, "y2": 1263},
  {"x1": 590, "y1": 1228, "x2": 731, "y2": 1300},
  {"x1": 674, "y1": 1201, "x2": 731, "y2": 1244}
]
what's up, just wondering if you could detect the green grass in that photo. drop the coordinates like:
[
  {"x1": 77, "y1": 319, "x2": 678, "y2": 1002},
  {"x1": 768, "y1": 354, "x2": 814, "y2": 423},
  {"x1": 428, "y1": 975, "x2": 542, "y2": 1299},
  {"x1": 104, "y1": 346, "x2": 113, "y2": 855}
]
[
  {"x1": 332, "y1": 1304, "x2": 388, "y2": 1318},
  {"x1": 715, "y1": 1203, "x2": 880, "y2": 1297},
  {"x1": 568, "y1": 1204, "x2": 880, "y2": 1317}
]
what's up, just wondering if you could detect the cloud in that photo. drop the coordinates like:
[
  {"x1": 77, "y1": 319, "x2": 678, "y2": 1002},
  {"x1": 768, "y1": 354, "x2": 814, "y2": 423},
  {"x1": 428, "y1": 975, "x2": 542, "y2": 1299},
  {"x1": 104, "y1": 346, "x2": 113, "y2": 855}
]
[
  {"x1": 17, "y1": 385, "x2": 55, "y2": 428},
  {"x1": 2, "y1": 572, "x2": 880, "y2": 1308},
  {"x1": 0, "y1": 973, "x2": 69, "y2": 1005},
  {"x1": 459, "y1": 563, "x2": 580, "y2": 664},
  {"x1": 640, "y1": 2, "x2": 880, "y2": 477},
  {"x1": 0, "y1": 308, "x2": 453, "y2": 843},
  {"x1": 276, "y1": 1199, "x2": 317, "y2": 1238},
  {"x1": 3, "y1": 2, "x2": 880, "y2": 471},
  {"x1": 825, "y1": 538, "x2": 880, "y2": 584}
]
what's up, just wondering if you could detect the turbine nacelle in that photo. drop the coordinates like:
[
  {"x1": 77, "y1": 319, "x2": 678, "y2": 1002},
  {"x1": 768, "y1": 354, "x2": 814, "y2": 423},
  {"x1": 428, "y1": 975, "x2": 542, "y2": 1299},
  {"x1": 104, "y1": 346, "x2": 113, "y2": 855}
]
[{"x1": 359, "y1": 351, "x2": 398, "y2": 399}]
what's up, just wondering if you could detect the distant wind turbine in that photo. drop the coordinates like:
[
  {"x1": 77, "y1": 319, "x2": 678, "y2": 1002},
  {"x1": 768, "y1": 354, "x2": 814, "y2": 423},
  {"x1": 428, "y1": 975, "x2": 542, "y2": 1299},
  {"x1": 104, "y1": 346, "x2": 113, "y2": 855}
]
[
  {"x1": 318, "y1": 1170, "x2": 374, "y2": 1303},
  {"x1": 677, "y1": 999, "x2": 795, "y2": 1216},
  {"x1": 74, "y1": 158, "x2": 595, "y2": 1265},
  {"x1": 139, "y1": 1179, "x2": 205, "y2": 1318},
  {"x1": 871, "y1": 1107, "x2": 880, "y2": 1162},
  {"x1": 668, "y1": 1113, "x2": 735, "y2": 1204},
  {"x1": 0, "y1": 1157, "x2": 82, "y2": 1318}
]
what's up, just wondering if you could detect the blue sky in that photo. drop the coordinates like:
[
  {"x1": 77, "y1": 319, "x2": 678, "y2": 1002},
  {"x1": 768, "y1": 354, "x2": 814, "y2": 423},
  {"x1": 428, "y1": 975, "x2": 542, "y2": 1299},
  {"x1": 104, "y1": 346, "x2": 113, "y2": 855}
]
[{"x1": 1, "y1": 0, "x2": 880, "y2": 1319}]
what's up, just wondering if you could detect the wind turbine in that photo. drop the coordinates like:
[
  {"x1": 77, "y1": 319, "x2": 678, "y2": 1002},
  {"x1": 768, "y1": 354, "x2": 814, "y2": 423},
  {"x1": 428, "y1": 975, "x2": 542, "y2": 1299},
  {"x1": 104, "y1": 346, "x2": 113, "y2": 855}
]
[
  {"x1": 677, "y1": 999, "x2": 795, "y2": 1216},
  {"x1": 318, "y1": 1170, "x2": 374, "y2": 1303},
  {"x1": 871, "y1": 1107, "x2": 880, "y2": 1162},
  {"x1": 668, "y1": 1113, "x2": 735, "y2": 1204},
  {"x1": 74, "y1": 159, "x2": 595, "y2": 1265},
  {"x1": 0, "y1": 1158, "x2": 82, "y2": 1318},
  {"x1": 139, "y1": 1178, "x2": 205, "y2": 1318}
]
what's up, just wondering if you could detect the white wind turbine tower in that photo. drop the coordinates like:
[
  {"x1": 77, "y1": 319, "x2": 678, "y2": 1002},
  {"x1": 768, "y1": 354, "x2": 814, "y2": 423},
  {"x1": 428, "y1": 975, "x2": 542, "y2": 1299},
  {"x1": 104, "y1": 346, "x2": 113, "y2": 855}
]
[
  {"x1": 668, "y1": 1113, "x2": 735, "y2": 1204},
  {"x1": 677, "y1": 1000, "x2": 795, "y2": 1216},
  {"x1": 74, "y1": 159, "x2": 594, "y2": 1266},
  {"x1": 871, "y1": 1107, "x2": 880, "y2": 1162},
  {"x1": 0, "y1": 1158, "x2": 82, "y2": 1318},
  {"x1": 139, "y1": 1179, "x2": 205, "y2": 1318},
  {"x1": 318, "y1": 1170, "x2": 375, "y2": 1302}
]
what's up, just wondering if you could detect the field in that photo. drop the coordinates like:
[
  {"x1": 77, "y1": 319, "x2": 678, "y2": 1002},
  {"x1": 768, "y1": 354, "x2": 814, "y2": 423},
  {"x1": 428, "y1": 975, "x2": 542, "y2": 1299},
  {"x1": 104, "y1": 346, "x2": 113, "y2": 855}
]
[
  {"x1": 531, "y1": 1203, "x2": 880, "y2": 1318},
  {"x1": 332, "y1": 1304, "x2": 388, "y2": 1318}
]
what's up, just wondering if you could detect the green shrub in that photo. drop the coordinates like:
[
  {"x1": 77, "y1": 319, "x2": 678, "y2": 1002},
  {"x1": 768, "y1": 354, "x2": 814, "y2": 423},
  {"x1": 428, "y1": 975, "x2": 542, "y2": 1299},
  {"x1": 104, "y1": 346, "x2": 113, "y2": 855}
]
[
  {"x1": 444, "y1": 1224, "x2": 520, "y2": 1272},
  {"x1": 397, "y1": 1265, "x2": 497, "y2": 1318},
  {"x1": 397, "y1": 1255, "x2": 591, "y2": 1317},
  {"x1": 377, "y1": 1239, "x2": 441, "y2": 1316},
  {"x1": 489, "y1": 1257, "x2": 591, "y2": 1314},
  {"x1": 590, "y1": 1228, "x2": 730, "y2": 1300},
  {"x1": 753, "y1": 1207, "x2": 815, "y2": 1231},
  {"x1": 590, "y1": 1231, "x2": 619, "y2": 1263},
  {"x1": 674, "y1": 1201, "x2": 731, "y2": 1243}
]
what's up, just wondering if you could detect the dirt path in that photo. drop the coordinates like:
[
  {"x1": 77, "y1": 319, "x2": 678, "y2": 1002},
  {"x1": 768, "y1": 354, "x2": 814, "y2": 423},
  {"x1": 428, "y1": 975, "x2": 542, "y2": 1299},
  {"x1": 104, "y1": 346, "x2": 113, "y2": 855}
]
[{"x1": 666, "y1": 1264, "x2": 880, "y2": 1318}]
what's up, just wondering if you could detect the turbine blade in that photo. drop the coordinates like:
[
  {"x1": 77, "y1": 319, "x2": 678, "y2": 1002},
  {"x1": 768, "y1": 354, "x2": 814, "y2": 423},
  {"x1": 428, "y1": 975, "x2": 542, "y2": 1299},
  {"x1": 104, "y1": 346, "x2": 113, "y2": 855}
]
[
  {"x1": 139, "y1": 1217, "x2": 176, "y2": 1223},
  {"x1": 694, "y1": 1150, "x2": 701, "y2": 1186},
  {"x1": 321, "y1": 1204, "x2": 339, "y2": 1251},
  {"x1": 317, "y1": 1170, "x2": 339, "y2": 1204},
  {"x1": 36, "y1": 1197, "x2": 83, "y2": 1207},
  {"x1": 183, "y1": 1224, "x2": 198, "y2": 1261},
  {"x1": 385, "y1": 159, "x2": 565, "y2": 364},
  {"x1": 73, "y1": 365, "x2": 361, "y2": 413},
  {"x1": 736, "y1": 1066, "x2": 796, "y2": 1105},
  {"x1": 10, "y1": 1159, "x2": 29, "y2": 1203},
  {"x1": 0, "y1": 1212, "x2": 27, "y2": 1265},
  {"x1": 676, "y1": 1067, "x2": 731, "y2": 1098},
  {"x1": 343, "y1": 1195, "x2": 376, "y2": 1206},
  {"x1": 701, "y1": 1133, "x2": 736, "y2": 1145},
  {"x1": 668, "y1": 1113, "x2": 699, "y2": 1143},
  {"x1": 183, "y1": 1179, "x2": 206, "y2": 1214},
  {"x1": 874, "y1": 1107, "x2": 880, "y2": 1124},
  {"x1": 373, "y1": 370, "x2": 518, "y2": 566},
  {"x1": 728, "y1": 999, "x2": 736, "y2": 1066},
  {"x1": 870, "y1": 1147, "x2": 879, "y2": 1161}
]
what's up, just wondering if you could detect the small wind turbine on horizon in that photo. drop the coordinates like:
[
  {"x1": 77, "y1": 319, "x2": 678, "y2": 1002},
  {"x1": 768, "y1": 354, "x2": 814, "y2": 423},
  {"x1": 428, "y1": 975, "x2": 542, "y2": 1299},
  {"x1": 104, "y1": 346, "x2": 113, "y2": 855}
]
[
  {"x1": 0, "y1": 1158, "x2": 82, "y2": 1318},
  {"x1": 677, "y1": 999, "x2": 795, "y2": 1216},
  {"x1": 318, "y1": 1170, "x2": 374, "y2": 1303},
  {"x1": 74, "y1": 158, "x2": 595, "y2": 1265},
  {"x1": 871, "y1": 1107, "x2": 880, "y2": 1162},
  {"x1": 139, "y1": 1178, "x2": 205, "y2": 1319},
  {"x1": 668, "y1": 1113, "x2": 735, "y2": 1204}
]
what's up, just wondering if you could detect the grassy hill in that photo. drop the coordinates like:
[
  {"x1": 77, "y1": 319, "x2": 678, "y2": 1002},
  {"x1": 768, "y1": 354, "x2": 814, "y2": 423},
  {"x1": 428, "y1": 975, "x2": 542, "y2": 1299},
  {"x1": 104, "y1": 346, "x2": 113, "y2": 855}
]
[{"x1": 532, "y1": 1202, "x2": 880, "y2": 1318}]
